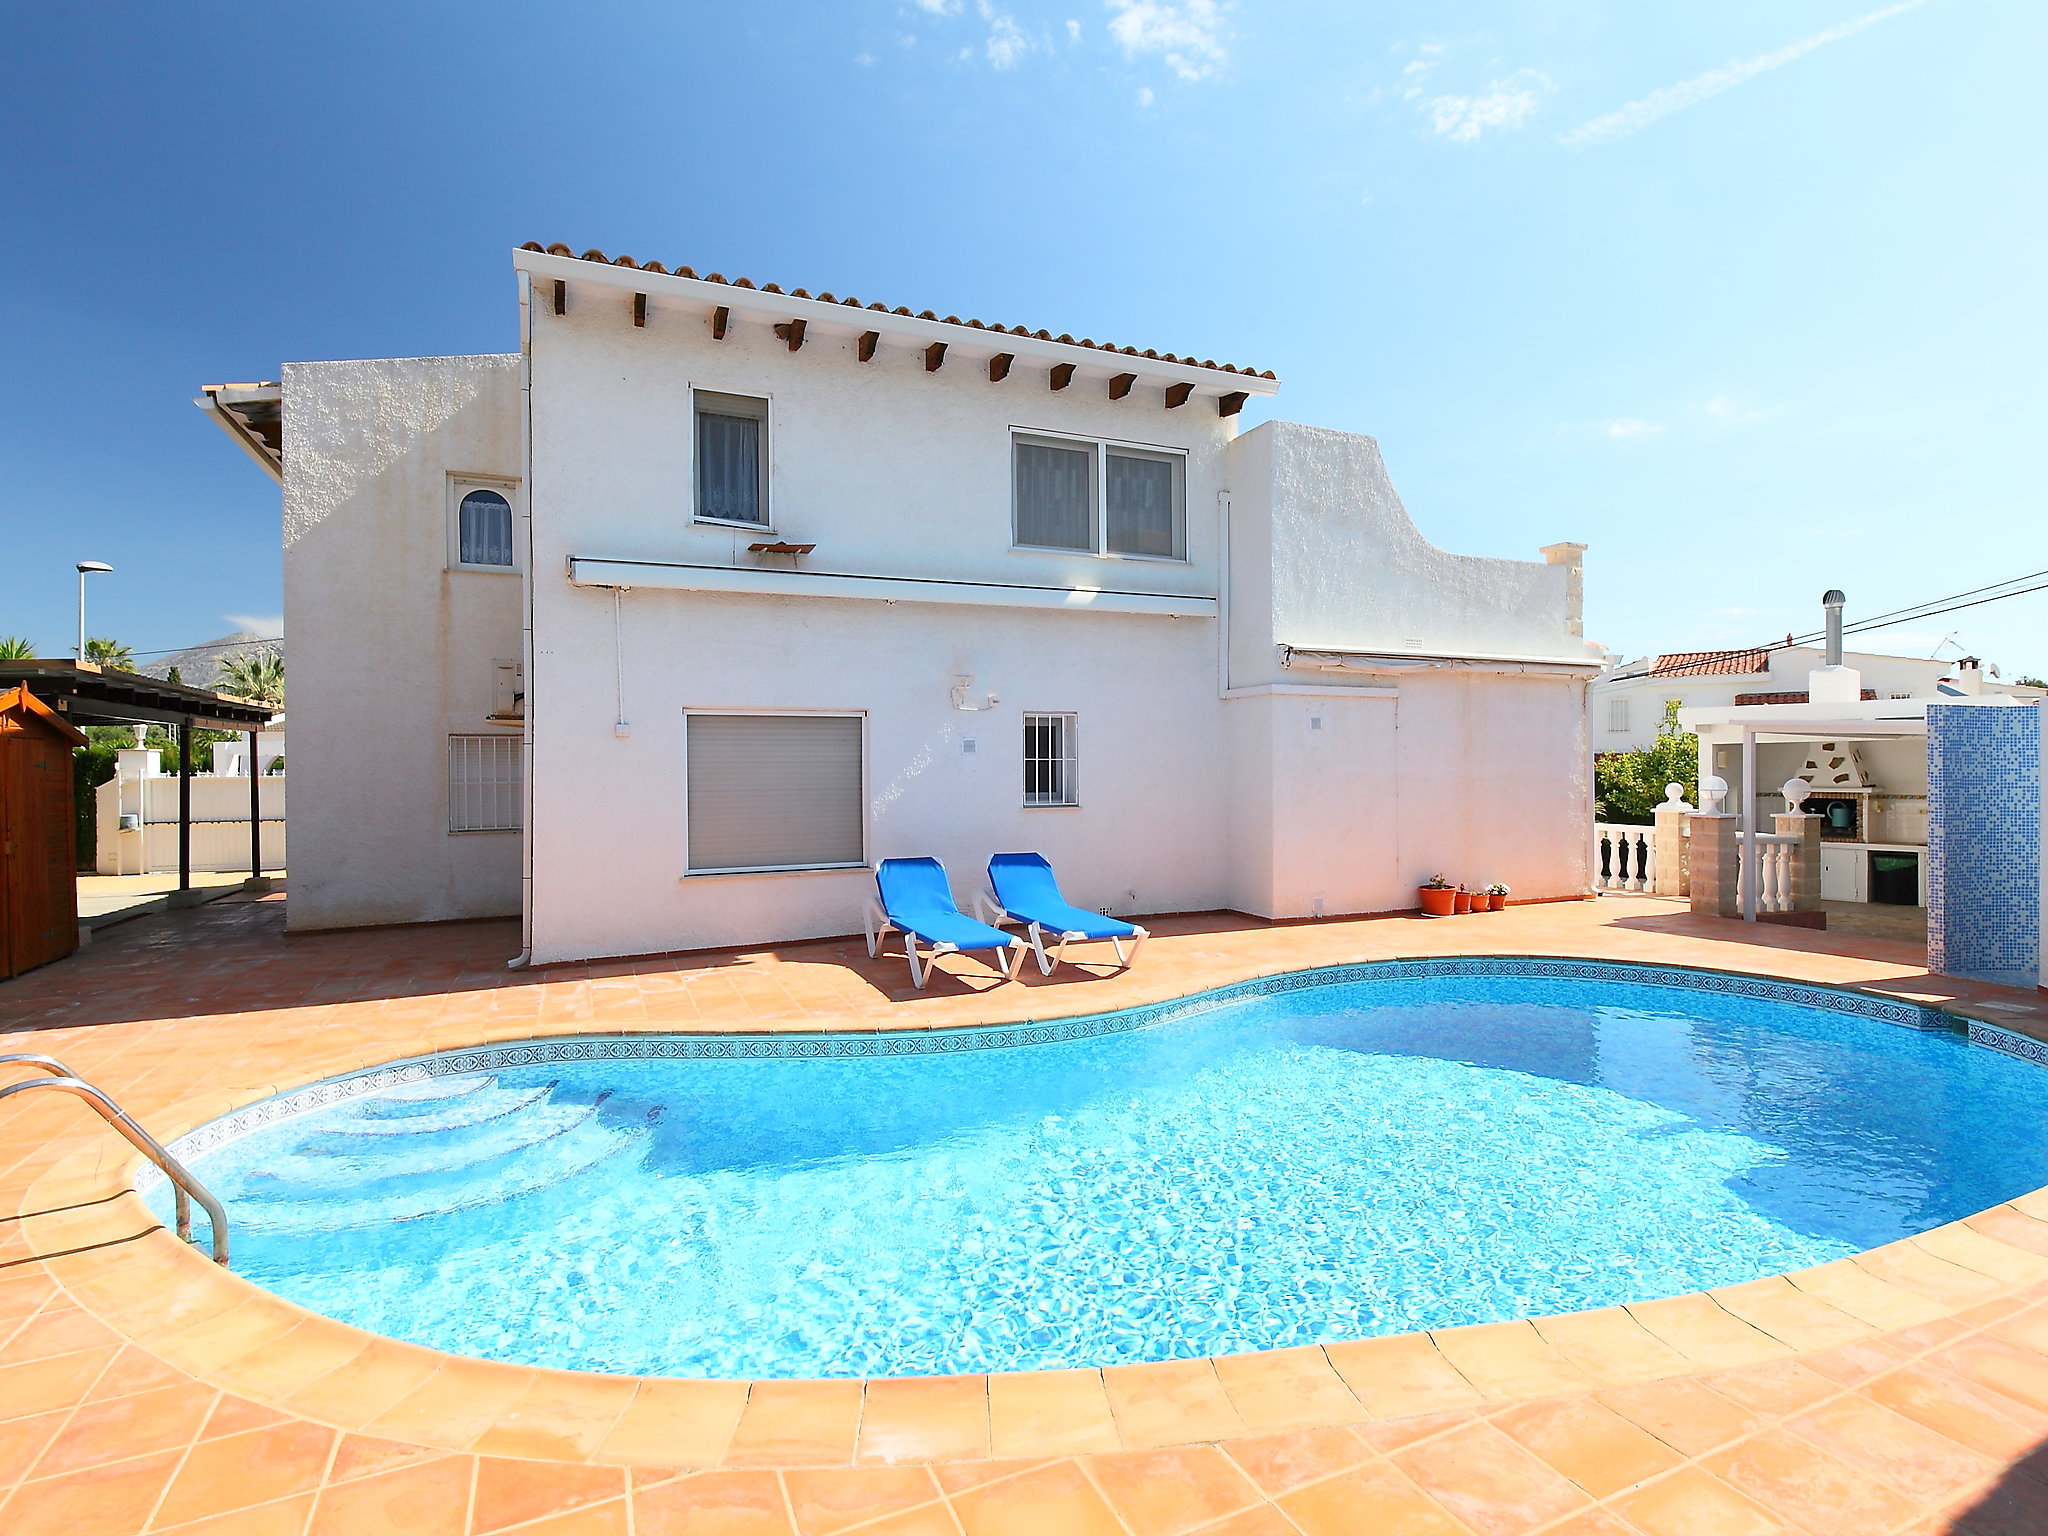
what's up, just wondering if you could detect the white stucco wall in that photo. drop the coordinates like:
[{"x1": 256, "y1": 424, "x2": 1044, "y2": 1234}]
[
  {"x1": 281, "y1": 355, "x2": 524, "y2": 930},
  {"x1": 522, "y1": 290, "x2": 1592, "y2": 959}
]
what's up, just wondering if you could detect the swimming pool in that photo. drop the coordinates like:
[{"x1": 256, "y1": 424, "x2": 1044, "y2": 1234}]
[{"x1": 149, "y1": 960, "x2": 2048, "y2": 1379}]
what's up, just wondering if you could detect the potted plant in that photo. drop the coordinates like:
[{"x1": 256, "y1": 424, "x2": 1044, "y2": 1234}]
[
  {"x1": 1418, "y1": 874, "x2": 1457, "y2": 917},
  {"x1": 1453, "y1": 886, "x2": 1474, "y2": 914},
  {"x1": 1485, "y1": 882, "x2": 1509, "y2": 911}
]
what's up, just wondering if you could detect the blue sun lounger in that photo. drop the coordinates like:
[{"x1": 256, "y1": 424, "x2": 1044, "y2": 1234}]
[
  {"x1": 975, "y1": 852, "x2": 1150, "y2": 975},
  {"x1": 864, "y1": 857, "x2": 1029, "y2": 989}
]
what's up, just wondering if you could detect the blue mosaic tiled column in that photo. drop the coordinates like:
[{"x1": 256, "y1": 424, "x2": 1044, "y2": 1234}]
[{"x1": 1927, "y1": 704, "x2": 2041, "y2": 986}]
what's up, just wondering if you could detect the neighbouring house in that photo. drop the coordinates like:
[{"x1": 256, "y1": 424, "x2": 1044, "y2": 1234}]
[
  {"x1": 1593, "y1": 645, "x2": 2043, "y2": 752},
  {"x1": 92, "y1": 731, "x2": 286, "y2": 876},
  {"x1": 198, "y1": 243, "x2": 1604, "y2": 964}
]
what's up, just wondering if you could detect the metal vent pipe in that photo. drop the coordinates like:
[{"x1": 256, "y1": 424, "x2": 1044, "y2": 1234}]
[{"x1": 1822, "y1": 589, "x2": 1846, "y2": 668}]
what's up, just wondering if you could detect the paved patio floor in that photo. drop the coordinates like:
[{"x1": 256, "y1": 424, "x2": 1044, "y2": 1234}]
[{"x1": 6, "y1": 890, "x2": 2048, "y2": 1536}]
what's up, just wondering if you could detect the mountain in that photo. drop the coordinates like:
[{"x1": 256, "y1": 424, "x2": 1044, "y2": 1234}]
[{"x1": 137, "y1": 631, "x2": 282, "y2": 690}]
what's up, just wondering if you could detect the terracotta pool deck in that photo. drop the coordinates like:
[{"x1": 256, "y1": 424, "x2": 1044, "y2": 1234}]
[{"x1": 7, "y1": 890, "x2": 2048, "y2": 1536}]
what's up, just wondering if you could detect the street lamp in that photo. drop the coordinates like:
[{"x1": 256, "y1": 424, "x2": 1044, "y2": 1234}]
[{"x1": 76, "y1": 560, "x2": 113, "y2": 663}]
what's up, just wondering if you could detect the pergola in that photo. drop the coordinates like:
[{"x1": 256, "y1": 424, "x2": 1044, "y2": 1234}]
[{"x1": 0, "y1": 661, "x2": 280, "y2": 905}]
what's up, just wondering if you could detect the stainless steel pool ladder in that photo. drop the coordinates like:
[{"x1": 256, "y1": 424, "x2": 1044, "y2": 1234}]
[{"x1": 0, "y1": 1054, "x2": 229, "y2": 1266}]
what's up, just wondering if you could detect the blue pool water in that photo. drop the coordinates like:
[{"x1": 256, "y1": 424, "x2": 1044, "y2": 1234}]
[{"x1": 154, "y1": 965, "x2": 2048, "y2": 1378}]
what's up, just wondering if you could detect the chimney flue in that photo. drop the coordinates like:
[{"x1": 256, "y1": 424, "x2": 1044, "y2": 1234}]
[{"x1": 1822, "y1": 589, "x2": 1846, "y2": 669}]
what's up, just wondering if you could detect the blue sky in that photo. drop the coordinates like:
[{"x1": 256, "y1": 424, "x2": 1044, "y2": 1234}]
[{"x1": 4, "y1": 1, "x2": 2042, "y2": 673}]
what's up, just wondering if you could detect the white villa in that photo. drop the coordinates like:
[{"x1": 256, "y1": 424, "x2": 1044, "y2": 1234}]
[{"x1": 199, "y1": 243, "x2": 1605, "y2": 966}]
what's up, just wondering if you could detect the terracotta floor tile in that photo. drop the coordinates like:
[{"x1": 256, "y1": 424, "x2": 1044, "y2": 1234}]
[
  {"x1": 1937, "y1": 1336, "x2": 2048, "y2": 1418},
  {"x1": 1854, "y1": 1245, "x2": 2008, "y2": 1309},
  {"x1": 595, "y1": 1378, "x2": 751, "y2": 1469},
  {"x1": 1185, "y1": 1506, "x2": 1295, "y2": 1536},
  {"x1": 30, "y1": 1380, "x2": 217, "y2": 1477},
  {"x1": 152, "y1": 1490, "x2": 318, "y2": 1536},
  {"x1": 1490, "y1": 1396, "x2": 1684, "y2": 1499},
  {"x1": 1703, "y1": 1426, "x2": 1921, "y2": 1536},
  {"x1": 723, "y1": 1381, "x2": 864, "y2": 1468},
  {"x1": 854, "y1": 1377, "x2": 987, "y2": 1466},
  {"x1": 1208, "y1": 1348, "x2": 1362, "y2": 1434},
  {"x1": 1789, "y1": 1392, "x2": 1995, "y2": 1503},
  {"x1": 1596, "y1": 1378, "x2": 1763, "y2": 1458},
  {"x1": 1101, "y1": 1360, "x2": 1245, "y2": 1450},
  {"x1": 1613, "y1": 1466, "x2": 1792, "y2": 1536},
  {"x1": 208, "y1": 1321, "x2": 371, "y2": 1404},
  {"x1": 1084, "y1": 1446, "x2": 1262, "y2": 1536},
  {"x1": 1797, "y1": 1336, "x2": 1912, "y2": 1387},
  {"x1": 1221, "y1": 1426, "x2": 1374, "y2": 1497},
  {"x1": 306, "y1": 1455, "x2": 475, "y2": 1536},
  {"x1": 1388, "y1": 1419, "x2": 1589, "y2": 1535},
  {"x1": 472, "y1": 1455, "x2": 626, "y2": 1533},
  {"x1": 817, "y1": 1502, "x2": 958, "y2": 1536},
  {"x1": 1539, "y1": 1512, "x2": 1638, "y2": 1536},
  {"x1": 1784, "y1": 1262, "x2": 1951, "y2": 1331},
  {"x1": 1321, "y1": 1333, "x2": 1486, "y2": 1418},
  {"x1": 1696, "y1": 1359, "x2": 1842, "y2": 1417},
  {"x1": 488, "y1": 1500, "x2": 628, "y2": 1536},
  {"x1": 280, "y1": 1339, "x2": 443, "y2": 1429},
  {"x1": 0, "y1": 1346, "x2": 119, "y2": 1420},
  {"x1": 781, "y1": 1465, "x2": 941, "y2": 1535},
  {"x1": 1276, "y1": 1459, "x2": 1471, "y2": 1536},
  {"x1": 0, "y1": 1449, "x2": 184, "y2": 1536},
  {"x1": 202, "y1": 1395, "x2": 295, "y2": 1441},
  {"x1": 1530, "y1": 1307, "x2": 1693, "y2": 1388},
  {"x1": 326, "y1": 1433, "x2": 451, "y2": 1486},
  {"x1": 1708, "y1": 1278, "x2": 1874, "y2": 1353},
  {"x1": 925, "y1": 1459, "x2": 1053, "y2": 1496},
  {"x1": 4, "y1": 1306, "x2": 126, "y2": 1362},
  {"x1": 1863, "y1": 1364, "x2": 2048, "y2": 1462},
  {"x1": 1914, "y1": 1225, "x2": 2048, "y2": 1288},
  {"x1": 1964, "y1": 1207, "x2": 2048, "y2": 1261},
  {"x1": 1624, "y1": 1295, "x2": 1790, "y2": 1370},
  {"x1": 0, "y1": 1407, "x2": 68, "y2": 1485},
  {"x1": 470, "y1": 1368, "x2": 637, "y2": 1461},
  {"x1": 1947, "y1": 1469, "x2": 2048, "y2": 1536},
  {"x1": 364, "y1": 1361, "x2": 538, "y2": 1453},
  {"x1": 632, "y1": 1469, "x2": 793, "y2": 1536},
  {"x1": 947, "y1": 1460, "x2": 1127, "y2": 1536},
  {"x1": 154, "y1": 1420, "x2": 338, "y2": 1528},
  {"x1": 986, "y1": 1370, "x2": 1120, "y2": 1459},
  {"x1": 1428, "y1": 1322, "x2": 1591, "y2": 1403}
]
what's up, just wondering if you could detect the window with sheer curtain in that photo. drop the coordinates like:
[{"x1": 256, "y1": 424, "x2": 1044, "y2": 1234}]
[
  {"x1": 685, "y1": 713, "x2": 865, "y2": 873},
  {"x1": 457, "y1": 489, "x2": 514, "y2": 567},
  {"x1": 695, "y1": 391, "x2": 769, "y2": 525},
  {"x1": 1012, "y1": 433, "x2": 1184, "y2": 559}
]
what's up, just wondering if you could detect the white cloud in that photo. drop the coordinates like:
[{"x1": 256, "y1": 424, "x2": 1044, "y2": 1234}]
[
  {"x1": 225, "y1": 614, "x2": 284, "y2": 638},
  {"x1": 1561, "y1": 0, "x2": 1928, "y2": 148},
  {"x1": 1066, "y1": 18, "x2": 1081, "y2": 43},
  {"x1": 913, "y1": 0, "x2": 958, "y2": 13},
  {"x1": 1136, "y1": 85, "x2": 1155, "y2": 107},
  {"x1": 1425, "y1": 70, "x2": 1552, "y2": 142},
  {"x1": 1106, "y1": 0, "x2": 1228, "y2": 82},
  {"x1": 983, "y1": 7, "x2": 1029, "y2": 67},
  {"x1": 1603, "y1": 418, "x2": 1665, "y2": 439},
  {"x1": 854, "y1": 51, "x2": 876, "y2": 66}
]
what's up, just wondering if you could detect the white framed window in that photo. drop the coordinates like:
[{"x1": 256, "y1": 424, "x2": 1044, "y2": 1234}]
[
  {"x1": 1012, "y1": 432, "x2": 1185, "y2": 560},
  {"x1": 685, "y1": 712, "x2": 864, "y2": 873},
  {"x1": 1607, "y1": 698, "x2": 1630, "y2": 733},
  {"x1": 449, "y1": 477, "x2": 520, "y2": 572},
  {"x1": 1023, "y1": 713, "x2": 1078, "y2": 807},
  {"x1": 449, "y1": 735, "x2": 522, "y2": 833},
  {"x1": 694, "y1": 390, "x2": 770, "y2": 527}
]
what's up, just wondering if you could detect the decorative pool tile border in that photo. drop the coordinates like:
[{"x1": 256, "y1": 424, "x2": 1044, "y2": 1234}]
[
  {"x1": 146, "y1": 957, "x2": 1962, "y2": 1177},
  {"x1": 1968, "y1": 1020, "x2": 2048, "y2": 1067}
]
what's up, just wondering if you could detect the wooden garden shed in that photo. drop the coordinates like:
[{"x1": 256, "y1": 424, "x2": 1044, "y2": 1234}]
[{"x1": 1, "y1": 685, "x2": 87, "y2": 978}]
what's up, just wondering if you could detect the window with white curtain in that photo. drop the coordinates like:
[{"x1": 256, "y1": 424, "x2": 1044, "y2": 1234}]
[
  {"x1": 449, "y1": 478, "x2": 519, "y2": 572},
  {"x1": 448, "y1": 735, "x2": 522, "y2": 833},
  {"x1": 695, "y1": 390, "x2": 769, "y2": 525},
  {"x1": 1012, "y1": 433, "x2": 1184, "y2": 559},
  {"x1": 1023, "y1": 713, "x2": 1078, "y2": 807},
  {"x1": 685, "y1": 713, "x2": 864, "y2": 873}
]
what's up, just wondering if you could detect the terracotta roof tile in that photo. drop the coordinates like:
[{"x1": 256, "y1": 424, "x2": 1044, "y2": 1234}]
[
  {"x1": 1648, "y1": 649, "x2": 1773, "y2": 678},
  {"x1": 521, "y1": 243, "x2": 1275, "y2": 379}
]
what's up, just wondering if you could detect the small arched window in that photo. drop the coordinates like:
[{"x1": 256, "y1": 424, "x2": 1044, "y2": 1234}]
[{"x1": 458, "y1": 489, "x2": 513, "y2": 567}]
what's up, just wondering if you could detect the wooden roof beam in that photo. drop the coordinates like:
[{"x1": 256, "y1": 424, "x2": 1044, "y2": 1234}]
[
  {"x1": 925, "y1": 342, "x2": 947, "y2": 372},
  {"x1": 1218, "y1": 391, "x2": 1249, "y2": 417},
  {"x1": 1165, "y1": 382, "x2": 1192, "y2": 409},
  {"x1": 1108, "y1": 372, "x2": 1136, "y2": 400},
  {"x1": 711, "y1": 306, "x2": 730, "y2": 340},
  {"x1": 988, "y1": 353, "x2": 1013, "y2": 382},
  {"x1": 1049, "y1": 362, "x2": 1075, "y2": 391},
  {"x1": 632, "y1": 293, "x2": 647, "y2": 328},
  {"x1": 858, "y1": 331, "x2": 879, "y2": 362},
  {"x1": 774, "y1": 319, "x2": 807, "y2": 351}
]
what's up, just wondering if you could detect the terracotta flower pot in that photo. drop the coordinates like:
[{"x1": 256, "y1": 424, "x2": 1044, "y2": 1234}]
[
  {"x1": 1453, "y1": 890, "x2": 1474, "y2": 914},
  {"x1": 1489, "y1": 891, "x2": 1508, "y2": 911},
  {"x1": 1418, "y1": 887, "x2": 1457, "y2": 917}
]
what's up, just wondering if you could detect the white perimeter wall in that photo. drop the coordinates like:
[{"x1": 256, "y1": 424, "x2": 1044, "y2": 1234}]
[{"x1": 281, "y1": 355, "x2": 524, "y2": 929}]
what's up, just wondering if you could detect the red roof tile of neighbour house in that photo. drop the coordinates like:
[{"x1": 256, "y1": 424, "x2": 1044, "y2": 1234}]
[
  {"x1": 1733, "y1": 689, "x2": 1880, "y2": 706},
  {"x1": 520, "y1": 243, "x2": 1276, "y2": 380},
  {"x1": 1647, "y1": 648, "x2": 1773, "y2": 678}
]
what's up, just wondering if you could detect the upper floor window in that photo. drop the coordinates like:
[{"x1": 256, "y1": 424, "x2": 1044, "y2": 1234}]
[
  {"x1": 449, "y1": 478, "x2": 519, "y2": 572},
  {"x1": 695, "y1": 390, "x2": 769, "y2": 526},
  {"x1": 1013, "y1": 433, "x2": 1185, "y2": 560},
  {"x1": 1607, "y1": 698, "x2": 1630, "y2": 733}
]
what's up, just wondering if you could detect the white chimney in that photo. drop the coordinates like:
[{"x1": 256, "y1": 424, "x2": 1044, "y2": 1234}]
[{"x1": 1807, "y1": 588, "x2": 1864, "y2": 705}]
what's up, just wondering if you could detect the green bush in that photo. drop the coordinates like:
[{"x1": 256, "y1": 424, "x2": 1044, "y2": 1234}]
[{"x1": 1595, "y1": 699, "x2": 1699, "y2": 825}]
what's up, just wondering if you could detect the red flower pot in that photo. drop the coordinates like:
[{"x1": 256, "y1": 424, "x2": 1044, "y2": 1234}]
[
  {"x1": 1418, "y1": 887, "x2": 1457, "y2": 917},
  {"x1": 1453, "y1": 890, "x2": 1474, "y2": 914},
  {"x1": 1489, "y1": 891, "x2": 1508, "y2": 911}
]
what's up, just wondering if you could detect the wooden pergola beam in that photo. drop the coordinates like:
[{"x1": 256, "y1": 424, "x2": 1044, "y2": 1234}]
[{"x1": 988, "y1": 353, "x2": 1013, "y2": 382}]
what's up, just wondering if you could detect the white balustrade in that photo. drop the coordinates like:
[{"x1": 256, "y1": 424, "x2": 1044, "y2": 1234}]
[
  {"x1": 1593, "y1": 823, "x2": 1655, "y2": 892},
  {"x1": 1737, "y1": 832, "x2": 1799, "y2": 914}
]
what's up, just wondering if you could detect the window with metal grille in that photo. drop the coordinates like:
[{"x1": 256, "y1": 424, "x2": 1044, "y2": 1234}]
[
  {"x1": 1022, "y1": 713, "x2": 1078, "y2": 807},
  {"x1": 685, "y1": 713, "x2": 864, "y2": 873},
  {"x1": 1607, "y1": 698, "x2": 1630, "y2": 733},
  {"x1": 448, "y1": 735, "x2": 523, "y2": 832}
]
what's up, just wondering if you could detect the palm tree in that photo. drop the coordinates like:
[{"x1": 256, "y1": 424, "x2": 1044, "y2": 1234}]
[
  {"x1": 216, "y1": 651, "x2": 284, "y2": 707},
  {"x1": 0, "y1": 636, "x2": 35, "y2": 660},
  {"x1": 84, "y1": 637, "x2": 135, "y2": 670}
]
